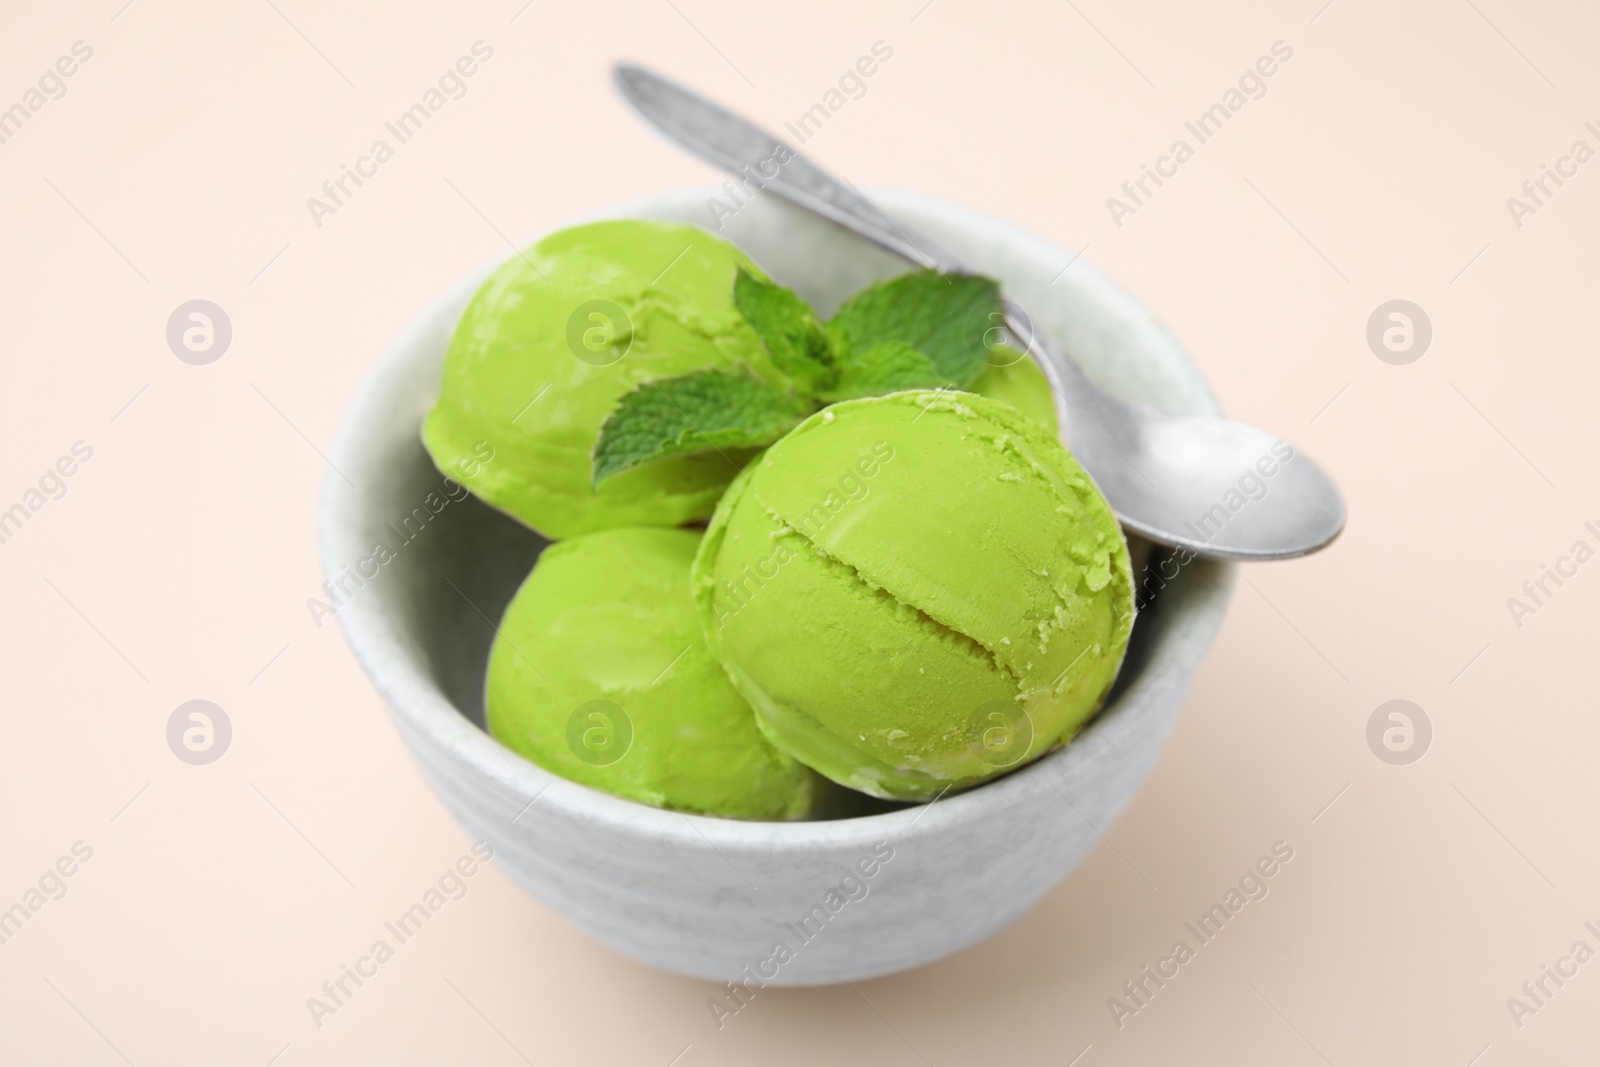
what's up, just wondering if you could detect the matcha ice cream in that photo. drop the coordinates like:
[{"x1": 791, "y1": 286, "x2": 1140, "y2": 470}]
[
  {"x1": 488, "y1": 526, "x2": 828, "y2": 819},
  {"x1": 970, "y1": 346, "x2": 1059, "y2": 435},
  {"x1": 424, "y1": 219, "x2": 786, "y2": 539},
  {"x1": 692, "y1": 390, "x2": 1133, "y2": 800},
  {"x1": 968, "y1": 351, "x2": 1158, "y2": 582}
]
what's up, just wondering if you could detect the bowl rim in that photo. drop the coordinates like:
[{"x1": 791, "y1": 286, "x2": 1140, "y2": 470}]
[{"x1": 321, "y1": 185, "x2": 1234, "y2": 853}]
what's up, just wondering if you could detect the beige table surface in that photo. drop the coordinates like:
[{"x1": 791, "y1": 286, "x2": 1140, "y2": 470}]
[{"x1": 3, "y1": 1, "x2": 1597, "y2": 1063}]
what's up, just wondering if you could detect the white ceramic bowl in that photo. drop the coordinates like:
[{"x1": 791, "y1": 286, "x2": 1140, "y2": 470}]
[{"x1": 320, "y1": 187, "x2": 1233, "y2": 984}]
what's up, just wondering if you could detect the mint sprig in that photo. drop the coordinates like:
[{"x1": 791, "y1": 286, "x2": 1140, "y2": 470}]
[
  {"x1": 591, "y1": 370, "x2": 806, "y2": 487},
  {"x1": 591, "y1": 266, "x2": 1005, "y2": 485},
  {"x1": 732, "y1": 268, "x2": 834, "y2": 392},
  {"x1": 826, "y1": 271, "x2": 1001, "y2": 389}
]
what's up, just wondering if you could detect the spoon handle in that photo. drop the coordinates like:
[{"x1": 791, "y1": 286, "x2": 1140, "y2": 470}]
[{"x1": 612, "y1": 63, "x2": 970, "y2": 273}]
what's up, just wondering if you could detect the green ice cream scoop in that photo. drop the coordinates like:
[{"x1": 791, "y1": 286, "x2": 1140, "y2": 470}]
[
  {"x1": 487, "y1": 526, "x2": 828, "y2": 819},
  {"x1": 968, "y1": 348, "x2": 1160, "y2": 577},
  {"x1": 692, "y1": 390, "x2": 1134, "y2": 801},
  {"x1": 424, "y1": 219, "x2": 785, "y2": 539},
  {"x1": 967, "y1": 351, "x2": 1160, "y2": 588},
  {"x1": 969, "y1": 346, "x2": 1059, "y2": 434}
]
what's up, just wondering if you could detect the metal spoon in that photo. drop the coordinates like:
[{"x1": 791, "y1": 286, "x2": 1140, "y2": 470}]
[{"x1": 612, "y1": 63, "x2": 1345, "y2": 561}]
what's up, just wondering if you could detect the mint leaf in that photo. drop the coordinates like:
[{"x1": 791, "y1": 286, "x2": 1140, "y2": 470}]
[
  {"x1": 733, "y1": 268, "x2": 835, "y2": 391},
  {"x1": 819, "y1": 341, "x2": 950, "y2": 401},
  {"x1": 826, "y1": 270, "x2": 1003, "y2": 389},
  {"x1": 592, "y1": 370, "x2": 806, "y2": 486}
]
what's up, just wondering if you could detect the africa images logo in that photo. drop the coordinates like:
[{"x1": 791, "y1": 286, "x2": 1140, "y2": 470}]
[{"x1": 307, "y1": 442, "x2": 494, "y2": 628}]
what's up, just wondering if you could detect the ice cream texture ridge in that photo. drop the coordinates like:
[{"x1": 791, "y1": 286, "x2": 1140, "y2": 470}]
[{"x1": 692, "y1": 390, "x2": 1135, "y2": 801}]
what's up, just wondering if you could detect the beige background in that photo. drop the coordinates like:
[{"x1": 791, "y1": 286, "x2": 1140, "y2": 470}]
[{"x1": 3, "y1": 0, "x2": 1597, "y2": 1063}]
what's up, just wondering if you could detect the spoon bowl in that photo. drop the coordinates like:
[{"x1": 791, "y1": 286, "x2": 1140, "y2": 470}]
[{"x1": 1038, "y1": 350, "x2": 1346, "y2": 559}]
